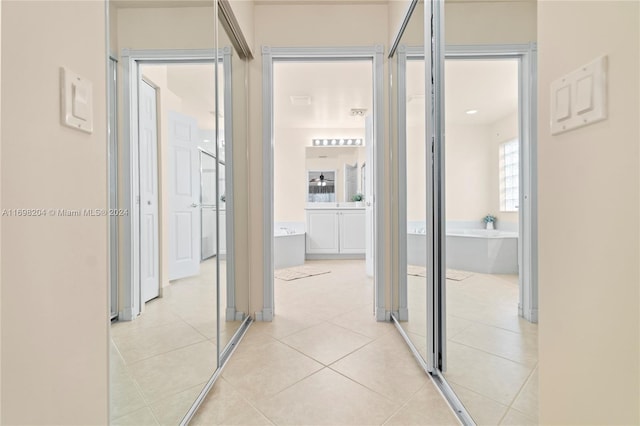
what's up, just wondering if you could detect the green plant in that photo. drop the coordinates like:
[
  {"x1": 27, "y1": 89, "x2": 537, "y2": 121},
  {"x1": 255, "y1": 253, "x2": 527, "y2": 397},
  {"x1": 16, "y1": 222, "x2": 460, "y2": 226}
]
[
  {"x1": 483, "y1": 214, "x2": 496, "y2": 223},
  {"x1": 351, "y1": 193, "x2": 364, "y2": 202}
]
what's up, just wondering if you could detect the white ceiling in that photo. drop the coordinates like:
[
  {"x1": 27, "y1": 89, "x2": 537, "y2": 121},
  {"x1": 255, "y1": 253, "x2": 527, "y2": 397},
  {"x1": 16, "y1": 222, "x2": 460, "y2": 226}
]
[
  {"x1": 445, "y1": 59, "x2": 519, "y2": 125},
  {"x1": 406, "y1": 58, "x2": 519, "y2": 126},
  {"x1": 274, "y1": 61, "x2": 373, "y2": 129}
]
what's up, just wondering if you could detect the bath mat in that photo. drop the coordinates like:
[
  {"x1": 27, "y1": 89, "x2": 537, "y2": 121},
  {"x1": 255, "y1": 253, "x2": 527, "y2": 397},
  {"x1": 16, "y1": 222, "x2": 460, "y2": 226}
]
[
  {"x1": 274, "y1": 266, "x2": 331, "y2": 281},
  {"x1": 407, "y1": 266, "x2": 473, "y2": 281},
  {"x1": 446, "y1": 269, "x2": 474, "y2": 281},
  {"x1": 407, "y1": 265, "x2": 427, "y2": 277}
]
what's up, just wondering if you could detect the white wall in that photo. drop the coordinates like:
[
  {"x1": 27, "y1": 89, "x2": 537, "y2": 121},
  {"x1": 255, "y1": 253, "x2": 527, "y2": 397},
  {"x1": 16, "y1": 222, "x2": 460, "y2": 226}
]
[
  {"x1": 249, "y1": 3, "x2": 390, "y2": 316},
  {"x1": 1, "y1": 1, "x2": 108, "y2": 424},
  {"x1": 538, "y1": 1, "x2": 639, "y2": 424}
]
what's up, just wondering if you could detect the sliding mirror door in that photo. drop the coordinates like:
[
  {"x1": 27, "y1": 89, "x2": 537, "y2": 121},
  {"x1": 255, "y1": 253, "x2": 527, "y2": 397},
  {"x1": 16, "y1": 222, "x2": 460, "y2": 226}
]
[
  {"x1": 391, "y1": 0, "x2": 430, "y2": 365},
  {"x1": 432, "y1": 1, "x2": 538, "y2": 424},
  {"x1": 216, "y1": 7, "x2": 251, "y2": 362},
  {"x1": 107, "y1": 1, "x2": 226, "y2": 423}
]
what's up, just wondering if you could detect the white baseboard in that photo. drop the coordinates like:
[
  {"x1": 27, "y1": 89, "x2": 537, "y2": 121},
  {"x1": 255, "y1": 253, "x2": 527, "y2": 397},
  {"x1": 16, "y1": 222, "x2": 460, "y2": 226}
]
[
  {"x1": 255, "y1": 309, "x2": 273, "y2": 322},
  {"x1": 305, "y1": 253, "x2": 365, "y2": 260},
  {"x1": 398, "y1": 308, "x2": 409, "y2": 321},
  {"x1": 376, "y1": 308, "x2": 388, "y2": 322},
  {"x1": 226, "y1": 307, "x2": 236, "y2": 321},
  {"x1": 119, "y1": 307, "x2": 135, "y2": 321}
]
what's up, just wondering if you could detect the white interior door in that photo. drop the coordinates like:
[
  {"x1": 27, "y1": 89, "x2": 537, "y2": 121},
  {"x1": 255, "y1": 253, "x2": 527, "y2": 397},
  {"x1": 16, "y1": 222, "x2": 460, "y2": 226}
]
[
  {"x1": 168, "y1": 110, "x2": 201, "y2": 280},
  {"x1": 139, "y1": 80, "x2": 160, "y2": 302},
  {"x1": 365, "y1": 115, "x2": 374, "y2": 277}
]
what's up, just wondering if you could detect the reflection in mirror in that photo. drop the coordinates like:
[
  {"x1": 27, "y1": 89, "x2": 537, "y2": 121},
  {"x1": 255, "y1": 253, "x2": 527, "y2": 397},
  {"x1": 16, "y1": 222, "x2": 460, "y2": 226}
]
[
  {"x1": 442, "y1": 57, "x2": 538, "y2": 426},
  {"x1": 391, "y1": 0, "x2": 428, "y2": 363},
  {"x1": 107, "y1": 1, "x2": 221, "y2": 424},
  {"x1": 216, "y1": 10, "x2": 250, "y2": 362},
  {"x1": 403, "y1": 57, "x2": 428, "y2": 359},
  {"x1": 305, "y1": 145, "x2": 366, "y2": 204},
  {"x1": 439, "y1": 1, "x2": 538, "y2": 423}
]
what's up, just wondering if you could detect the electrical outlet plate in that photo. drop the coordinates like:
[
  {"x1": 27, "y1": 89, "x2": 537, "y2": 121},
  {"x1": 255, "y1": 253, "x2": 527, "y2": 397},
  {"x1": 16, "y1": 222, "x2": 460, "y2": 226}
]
[{"x1": 550, "y1": 55, "x2": 607, "y2": 135}]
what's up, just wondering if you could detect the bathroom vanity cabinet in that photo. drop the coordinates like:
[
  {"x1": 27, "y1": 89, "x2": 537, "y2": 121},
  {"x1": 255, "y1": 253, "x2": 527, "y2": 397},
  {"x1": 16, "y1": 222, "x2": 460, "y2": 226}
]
[{"x1": 305, "y1": 207, "x2": 366, "y2": 256}]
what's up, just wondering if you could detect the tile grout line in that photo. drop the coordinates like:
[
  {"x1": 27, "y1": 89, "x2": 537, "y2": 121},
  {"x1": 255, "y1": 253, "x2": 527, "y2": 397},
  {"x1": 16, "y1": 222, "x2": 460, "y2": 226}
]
[
  {"x1": 499, "y1": 361, "x2": 539, "y2": 424},
  {"x1": 447, "y1": 338, "x2": 538, "y2": 369}
]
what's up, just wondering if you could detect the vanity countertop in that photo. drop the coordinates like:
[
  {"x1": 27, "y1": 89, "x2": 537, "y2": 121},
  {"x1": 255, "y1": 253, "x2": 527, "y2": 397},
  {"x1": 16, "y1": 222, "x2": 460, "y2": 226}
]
[{"x1": 305, "y1": 203, "x2": 365, "y2": 210}]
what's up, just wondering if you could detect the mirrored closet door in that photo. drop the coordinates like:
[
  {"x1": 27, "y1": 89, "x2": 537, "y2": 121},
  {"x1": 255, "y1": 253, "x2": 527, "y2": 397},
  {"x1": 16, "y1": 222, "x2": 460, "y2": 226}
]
[
  {"x1": 107, "y1": 0, "x2": 251, "y2": 423},
  {"x1": 392, "y1": 0, "x2": 538, "y2": 424}
]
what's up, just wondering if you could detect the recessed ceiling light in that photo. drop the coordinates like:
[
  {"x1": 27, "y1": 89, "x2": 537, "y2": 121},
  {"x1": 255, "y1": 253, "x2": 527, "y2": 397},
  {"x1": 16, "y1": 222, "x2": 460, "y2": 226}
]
[{"x1": 465, "y1": 109, "x2": 478, "y2": 115}]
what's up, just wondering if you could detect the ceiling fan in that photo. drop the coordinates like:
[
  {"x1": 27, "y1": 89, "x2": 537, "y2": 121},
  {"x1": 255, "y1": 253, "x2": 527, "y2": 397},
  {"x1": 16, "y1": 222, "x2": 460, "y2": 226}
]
[{"x1": 309, "y1": 173, "x2": 334, "y2": 187}]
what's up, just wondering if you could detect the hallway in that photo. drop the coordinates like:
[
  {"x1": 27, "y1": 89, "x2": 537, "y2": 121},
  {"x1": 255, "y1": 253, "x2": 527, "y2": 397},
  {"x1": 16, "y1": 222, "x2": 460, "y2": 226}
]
[{"x1": 191, "y1": 260, "x2": 458, "y2": 425}]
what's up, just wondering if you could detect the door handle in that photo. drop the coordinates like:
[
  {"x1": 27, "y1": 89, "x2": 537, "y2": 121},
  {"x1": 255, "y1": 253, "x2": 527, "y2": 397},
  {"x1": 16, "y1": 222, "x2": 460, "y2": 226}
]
[{"x1": 190, "y1": 203, "x2": 199, "y2": 208}]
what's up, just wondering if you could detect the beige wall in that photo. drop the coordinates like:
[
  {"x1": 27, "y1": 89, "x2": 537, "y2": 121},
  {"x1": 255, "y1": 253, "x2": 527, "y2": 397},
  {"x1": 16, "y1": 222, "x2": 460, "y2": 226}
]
[
  {"x1": 406, "y1": 124, "x2": 427, "y2": 223},
  {"x1": 538, "y1": 1, "x2": 640, "y2": 424},
  {"x1": 445, "y1": 0, "x2": 536, "y2": 45},
  {"x1": 1, "y1": 1, "x2": 108, "y2": 424},
  {"x1": 116, "y1": 7, "x2": 215, "y2": 51},
  {"x1": 228, "y1": 0, "x2": 255, "y2": 54},
  {"x1": 250, "y1": 2, "x2": 390, "y2": 316},
  {"x1": 388, "y1": 0, "x2": 413, "y2": 48},
  {"x1": 0, "y1": 2, "x2": 3, "y2": 420},
  {"x1": 445, "y1": 124, "x2": 492, "y2": 222}
]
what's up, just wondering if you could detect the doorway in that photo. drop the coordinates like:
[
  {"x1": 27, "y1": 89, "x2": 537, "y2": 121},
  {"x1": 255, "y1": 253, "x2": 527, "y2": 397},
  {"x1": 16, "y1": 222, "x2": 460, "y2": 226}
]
[
  {"x1": 261, "y1": 47, "x2": 386, "y2": 322},
  {"x1": 117, "y1": 49, "x2": 235, "y2": 321}
]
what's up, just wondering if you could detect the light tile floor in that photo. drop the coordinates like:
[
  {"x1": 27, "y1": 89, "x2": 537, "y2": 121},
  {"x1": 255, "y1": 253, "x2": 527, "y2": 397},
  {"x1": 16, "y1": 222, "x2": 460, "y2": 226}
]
[
  {"x1": 112, "y1": 258, "x2": 538, "y2": 425},
  {"x1": 192, "y1": 259, "x2": 460, "y2": 425},
  {"x1": 401, "y1": 271, "x2": 539, "y2": 425},
  {"x1": 110, "y1": 259, "x2": 245, "y2": 425}
]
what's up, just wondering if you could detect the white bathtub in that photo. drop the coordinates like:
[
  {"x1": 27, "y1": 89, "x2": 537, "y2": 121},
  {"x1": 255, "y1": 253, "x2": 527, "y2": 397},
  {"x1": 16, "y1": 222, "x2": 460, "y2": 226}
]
[
  {"x1": 274, "y1": 228, "x2": 306, "y2": 269},
  {"x1": 446, "y1": 229, "x2": 518, "y2": 274},
  {"x1": 407, "y1": 228, "x2": 518, "y2": 274}
]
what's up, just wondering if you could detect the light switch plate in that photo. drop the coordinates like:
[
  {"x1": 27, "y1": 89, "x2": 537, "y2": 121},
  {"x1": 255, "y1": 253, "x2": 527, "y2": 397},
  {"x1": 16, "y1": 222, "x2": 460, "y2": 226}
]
[
  {"x1": 550, "y1": 55, "x2": 607, "y2": 135},
  {"x1": 60, "y1": 67, "x2": 93, "y2": 133}
]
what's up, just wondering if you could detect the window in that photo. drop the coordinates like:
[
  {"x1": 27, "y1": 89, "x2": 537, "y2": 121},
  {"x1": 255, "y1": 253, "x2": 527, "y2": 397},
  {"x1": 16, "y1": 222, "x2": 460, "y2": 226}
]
[{"x1": 499, "y1": 139, "x2": 519, "y2": 212}]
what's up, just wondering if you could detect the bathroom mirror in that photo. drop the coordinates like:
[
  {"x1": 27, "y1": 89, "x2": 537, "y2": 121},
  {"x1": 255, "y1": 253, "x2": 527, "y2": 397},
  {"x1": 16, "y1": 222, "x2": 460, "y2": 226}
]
[
  {"x1": 305, "y1": 145, "x2": 366, "y2": 204},
  {"x1": 106, "y1": 0, "x2": 248, "y2": 423}
]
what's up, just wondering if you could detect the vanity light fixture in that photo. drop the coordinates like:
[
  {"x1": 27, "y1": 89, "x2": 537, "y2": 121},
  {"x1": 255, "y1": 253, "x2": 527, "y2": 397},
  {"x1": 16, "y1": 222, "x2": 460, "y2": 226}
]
[{"x1": 311, "y1": 138, "x2": 365, "y2": 147}]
